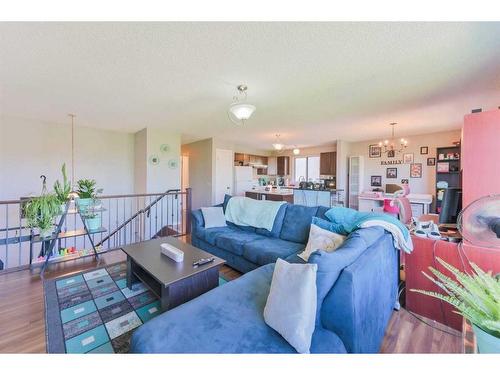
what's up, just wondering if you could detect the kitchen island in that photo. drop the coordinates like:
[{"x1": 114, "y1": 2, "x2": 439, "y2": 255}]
[{"x1": 245, "y1": 189, "x2": 294, "y2": 203}]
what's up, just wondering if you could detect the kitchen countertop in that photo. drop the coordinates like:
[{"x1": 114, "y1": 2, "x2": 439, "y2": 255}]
[{"x1": 246, "y1": 188, "x2": 294, "y2": 196}]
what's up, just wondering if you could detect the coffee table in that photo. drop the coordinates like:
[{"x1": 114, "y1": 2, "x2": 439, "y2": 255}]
[{"x1": 121, "y1": 237, "x2": 225, "y2": 312}]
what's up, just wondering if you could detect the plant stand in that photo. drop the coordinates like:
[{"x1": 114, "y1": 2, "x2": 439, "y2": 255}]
[{"x1": 29, "y1": 200, "x2": 106, "y2": 273}]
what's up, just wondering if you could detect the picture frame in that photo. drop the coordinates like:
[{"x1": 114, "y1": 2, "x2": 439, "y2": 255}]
[
  {"x1": 437, "y1": 162, "x2": 449, "y2": 173},
  {"x1": 387, "y1": 149, "x2": 395, "y2": 158},
  {"x1": 403, "y1": 153, "x2": 414, "y2": 164},
  {"x1": 401, "y1": 179, "x2": 409, "y2": 185},
  {"x1": 410, "y1": 163, "x2": 422, "y2": 178},
  {"x1": 427, "y1": 157, "x2": 436, "y2": 166},
  {"x1": 369, "y1": 144, "x2": 381, "y2": 158},
  {"x1": 386, "y1": 168, "x2": 397, "y2": 179},
  {"x1": 420, "y1": 146, "x2": 428, "y2": 155},
  {"x1": 371, "y1": 175, "x2": 382, "y2": 187}
]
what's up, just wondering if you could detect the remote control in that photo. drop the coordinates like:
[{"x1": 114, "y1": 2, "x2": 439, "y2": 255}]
[{"x1": 193, "y1": 257, "x2": 215, "y2": 267}]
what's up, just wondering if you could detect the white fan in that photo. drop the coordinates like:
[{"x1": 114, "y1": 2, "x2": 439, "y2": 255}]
[{"x1": 457, "y1": 194, "x2": 500, "y2": 248}]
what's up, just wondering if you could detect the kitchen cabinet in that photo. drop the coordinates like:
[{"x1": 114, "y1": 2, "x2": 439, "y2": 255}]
[
  {"x1": 267, "y1": 157, "x2": 277, "y2": 175},
  {"x1": 245, "y1": 191, "x2": 293, "y2": 203},
  {"x1": 320, "y1": 152, "x2": 336, "y2": 176},
  {"x1": 276, "y1": 156, "x2": 290, "y2": 176}
]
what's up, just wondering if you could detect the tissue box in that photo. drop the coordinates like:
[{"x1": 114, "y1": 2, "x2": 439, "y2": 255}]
[{"x1": 160, "y1": 243, "x2": 184, "y2": 262}]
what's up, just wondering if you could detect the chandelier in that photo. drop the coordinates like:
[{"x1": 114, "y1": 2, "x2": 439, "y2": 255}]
[
  {"x1": 379, "y1": 122, "x2": 408, "y2": 154},
  {"x1": 228, "y1": 84, "x2": 256, "y2": 125}
]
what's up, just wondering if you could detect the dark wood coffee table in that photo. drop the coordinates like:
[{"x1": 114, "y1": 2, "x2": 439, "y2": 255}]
[{"x1": 121, "y1": 237, "x2": 225, "y2": 312}]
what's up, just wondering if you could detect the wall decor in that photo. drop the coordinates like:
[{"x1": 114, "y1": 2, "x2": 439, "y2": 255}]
[
  {"x1": 381, "y1": 160, "x2": 403, "y2": 165},
  {"x1": 160, "y1": 144, "x2": 170, "y2": 153},
  {"x1": 403, "y1": 153, "x2": 414, "y2": 164},
  {"x1": 420, "y1": 146, "x2": 429, "y2": 155},
  {"x1": 387, "y1": 150, "x2": 395, "y2": 158},
  {"x1": 371, "y1": 175, "x2": 382, "y2": 187},
  {"x1": 386, "y1": 168, "x2": 397, "y2": 179},
  {"x1": 369, "y1": 144, "x2": 382, "y2": 158},
  {"x1": 438, "y1": 153, "x2": 445, "y2": 160},
  {"x1": 410, "y1": 163, "x2": 422, "y2": 178},
  {"x1": 437, "y1": 162, "x2": 449, "y2": 173},
  {"x1": 427, "y1": 157, "x2": 436, "y2": 166},
  {"x1": 401, "y1": 179, "x2": 409, "y2": 184},
  {"x1": 167, "y1": 159, "x2": 178, "y2": 169},
  {"x1": 149, "y1": 155, "x2": 160, "y2": 166}
]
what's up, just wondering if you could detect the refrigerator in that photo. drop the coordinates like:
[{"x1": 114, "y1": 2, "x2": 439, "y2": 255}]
[{"x1": 234, "y1": 166, "x2": 254, "y2": 196}]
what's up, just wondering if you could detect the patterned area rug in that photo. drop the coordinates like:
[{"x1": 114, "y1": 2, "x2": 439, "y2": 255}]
[{"x1": 44, "y1": 262, "x2": 227, "y2": 353}]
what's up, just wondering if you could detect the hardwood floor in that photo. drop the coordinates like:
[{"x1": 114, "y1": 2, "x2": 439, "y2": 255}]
[{"x1": 0, "y1": 240, "x2": 462, "y2": 354}]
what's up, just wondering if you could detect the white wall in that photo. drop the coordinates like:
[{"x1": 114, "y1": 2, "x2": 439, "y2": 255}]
[
  {"x1": 346, "y1": 129, "x2": 461, "y2": 197},
  {"x1": 0, "y1": 115, "x2": 135, "y2": 200}
]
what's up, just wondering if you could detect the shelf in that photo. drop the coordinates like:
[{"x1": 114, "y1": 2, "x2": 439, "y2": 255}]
[
  {"x1": 31, "y1": 227, "x2": 107, "y2": 243},
  {"x1": 32, "y1": 248, "x2": 108, "y2": 266},
  {"x1": 436, "y1": 159, "x2": 460, "y2": 162},
  {"x1": 437, "y1": 172, "x2": 460, "y2": 174},
  {"x1": 67, "y1": 207, "x2": 107, "y2": 215}
]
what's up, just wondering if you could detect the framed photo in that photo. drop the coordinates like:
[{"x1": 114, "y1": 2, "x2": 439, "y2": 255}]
[
  {"x1": 387, "y1": 149, "x2": 395, "y2": 158},
  {"x1": 369, "y1": 144, "x2": 381, "y2": 158},
  {"x1": 401, "y1": 179, "x2": 409, "y2": 185},
  {"x1": 386, "y1": 168, "x2": 397, "y2": 179},
  {"x1": 410, "y1": 163, "x2": 422, "y2": 178},
  {"x1": 403, "y1": 153, "x2": 414, "y2": 164},
  {"x1": 427, "y1": 157, "x2": 436, "y2": 166},
  {"x1": 371, "y1": 175, "x2": 382, "y2": 187},
  {"x1": 437, "y1": 162, "x2": 449, "y2": 173},
  {"x1": 420, "y1": 146, "x2": 429, "y2": 155}
]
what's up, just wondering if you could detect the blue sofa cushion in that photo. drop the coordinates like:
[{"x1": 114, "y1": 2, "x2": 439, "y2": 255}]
[
  {"x1": 199, "y1": 227, "x2": 235, "y2": 246},
  {"x1": 308, "y1": 226, "x2": 386, "y2": 323},
  {"x1": 215, "y1": 231, "x2": 266, "y2": 256},
  {"x1": 254, "y1": 203, "x2": 288, "y2": 238},
  {"x1": 279, "y1": 204, "x2": 319, "y2": 244},
  {"x1": 227, "y1": 221, "x2": 256, "y2": 233},
  {"x1": 243, "y1": 238, "x2": 305, "y2": 266},
  {"x1": 316, "y1": 206, "x2": 330, "y2": 220},
  {"x1": 130, "y1": 264, "x2": 346, "y2": 353}
]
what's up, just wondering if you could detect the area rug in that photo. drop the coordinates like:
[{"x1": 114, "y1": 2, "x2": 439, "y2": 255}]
[{"x1": 44, "y1": 262, "x2": 228, "y2": 353}]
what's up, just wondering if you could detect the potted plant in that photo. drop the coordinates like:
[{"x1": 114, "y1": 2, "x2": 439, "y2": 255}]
[
  {"x1": 53, "y1": 163, "x2": 71, "y2": 213},
  {"x1": 81, "y1": 198, "x2": 102, "y2": 232},
  {"x1": 24, "y1": 192, "x2": 61, "y2": 239},
  {"x1": 411, "y1": 257, "x2": 500, "y2": 353},
  {"x1": 76, "y1": 179, "x2": 102, "y2": 211}
]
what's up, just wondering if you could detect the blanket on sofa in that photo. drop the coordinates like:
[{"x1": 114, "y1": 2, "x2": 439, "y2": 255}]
[
  {"x1": 324, "y1": 207, "x2": 413, "y2": 253},
  {"x1": 225, "y1": 196, "x2": 286, "y2": 231}
]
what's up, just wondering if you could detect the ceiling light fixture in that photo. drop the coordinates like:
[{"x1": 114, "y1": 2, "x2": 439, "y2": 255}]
[
  {"x1": 379, "y1": 122, "x2": 408, "y2": 154},
  {"x1": 272, "y1": 134, "x2": 284, "y2": 152},
  {"x1": 228, "y1": 84, "x2": 256, "y2": 125},
  {"x1": 292, "y1": 146, "x2": 300, "y2": 155}
]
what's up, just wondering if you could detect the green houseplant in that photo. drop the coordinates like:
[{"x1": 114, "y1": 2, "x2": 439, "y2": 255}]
[
  {"x1": 24, "y1": 191, "x2": 61, "y2": 239},
  {"x1": 76, "y1": 179, "x2": 102, "y2": 210},
  {"x1": 411, "y1": 257, "x2": 500, "y2": 353},
  {"x1": 53, "y1": 163, "x2": 71, "y2": 212}
]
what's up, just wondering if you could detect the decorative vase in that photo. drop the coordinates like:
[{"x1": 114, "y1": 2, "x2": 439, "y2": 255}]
[
  {"x1": 77, "y1": 198, "x2": 92, "y2": 211},
  {"x1": 39, "y1": 228, "x2": 53, "y2": 239},
  {"x1": 473, "y1": 324, "x2": 500, "y2": 353},
  {"x1": 85, "y1": 216, "x2": 101, "y2": 232}
]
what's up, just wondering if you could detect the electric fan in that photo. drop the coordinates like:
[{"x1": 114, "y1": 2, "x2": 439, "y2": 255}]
[{"x1": 457, "y1": 194, "x2": 500, "y2": 248}]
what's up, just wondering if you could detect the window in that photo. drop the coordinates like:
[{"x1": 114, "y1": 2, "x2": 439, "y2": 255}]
[{"x1": 294, "y1": 156, "x2": 320, "y2": 182}]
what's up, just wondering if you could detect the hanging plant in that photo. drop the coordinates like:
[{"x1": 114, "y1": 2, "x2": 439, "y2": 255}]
[{"x1": 24, "y1": 176, "x2": 60, "y2": 238}]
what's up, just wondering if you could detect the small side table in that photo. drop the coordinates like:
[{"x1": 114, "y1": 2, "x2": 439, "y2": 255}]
[{"x1": 462, "y1": 319, "x2": 477, "y2": 354}]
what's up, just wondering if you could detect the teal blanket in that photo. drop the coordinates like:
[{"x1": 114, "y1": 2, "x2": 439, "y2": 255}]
[
  {"x1": 225, "y1": 197, "x2": 285, "y2": 231},
  {"x1": 324, "y1": 207, "x2": 413, "y2": 253}
]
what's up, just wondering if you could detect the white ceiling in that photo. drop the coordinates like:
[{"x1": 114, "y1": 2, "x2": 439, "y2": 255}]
[{"x1": 1, "y1": 22, "x2": 500, "y2": 149}]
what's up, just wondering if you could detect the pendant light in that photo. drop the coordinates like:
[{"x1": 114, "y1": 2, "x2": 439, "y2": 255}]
[
  {"x1": 292, "y1": 146, "x2": 300, "y2": 155},
  {"x1": 228, "y1": 84, "x2": 256, "y2": 125},
  {"x1": 378, "y1": 122, "x2": 408, "y2": 154},
  {"x1": 272, "y1": 134, "x2": 284, "y2": 152}
]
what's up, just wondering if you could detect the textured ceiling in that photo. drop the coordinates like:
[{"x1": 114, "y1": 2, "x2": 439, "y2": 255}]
[{"x1": 1, "y1": 22, "x2": 500, "y2": 149}]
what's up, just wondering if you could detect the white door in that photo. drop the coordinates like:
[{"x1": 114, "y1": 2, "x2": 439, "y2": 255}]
[{"x1": 215, "y1": 149, "x2": 234, "y2": 204}]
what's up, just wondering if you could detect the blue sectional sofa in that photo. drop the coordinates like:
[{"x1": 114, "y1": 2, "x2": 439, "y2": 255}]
[
  {"x1": 130, "y1": 202, "x2": 399, "y2": 354},
  {"x1": 191, "y1": 202, "x2": 329, "y2": 273}
]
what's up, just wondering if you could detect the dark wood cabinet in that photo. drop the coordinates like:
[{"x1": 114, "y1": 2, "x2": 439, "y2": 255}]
[
  {"x1": 320, "y1": 152, "x2": 336, "y2": 176},
  {"x1": 276, "y1": 156, "x2": 290, "y2": 175}
]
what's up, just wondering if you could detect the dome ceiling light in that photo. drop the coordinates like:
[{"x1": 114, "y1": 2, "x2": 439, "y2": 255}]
[{"x1": 228, "y1": 84, "x2": 256, "y2": 125}]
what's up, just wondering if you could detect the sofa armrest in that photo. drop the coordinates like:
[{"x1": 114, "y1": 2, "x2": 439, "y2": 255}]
[
  {"x1": 321, "y1": 233, "x2": 398, "y2": 353},
  {"x1": 191, "y1": 209, "x2": 205, "y2": 234}
]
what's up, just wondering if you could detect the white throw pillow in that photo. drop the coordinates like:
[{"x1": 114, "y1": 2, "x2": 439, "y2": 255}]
[
  {"x1": 263, "y1": 258, "x2": 318, "y2": 354},
  {"x1": 298, "y1": 223, "x2": 346, "y2": 262},
  {"x1": 201, "y1": 207, "x2": 227, "y2": 229}
]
